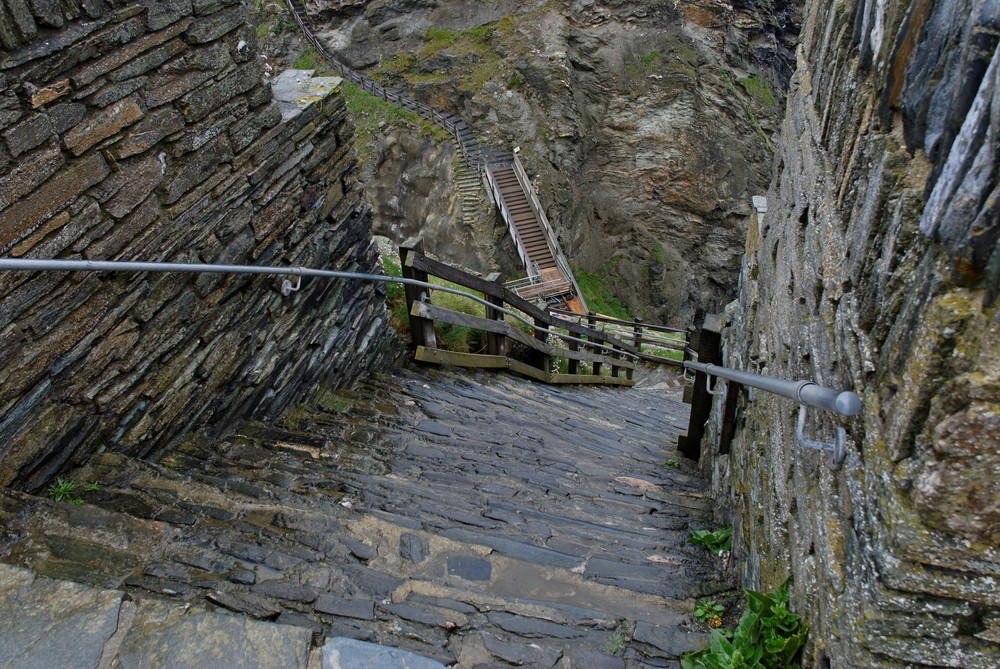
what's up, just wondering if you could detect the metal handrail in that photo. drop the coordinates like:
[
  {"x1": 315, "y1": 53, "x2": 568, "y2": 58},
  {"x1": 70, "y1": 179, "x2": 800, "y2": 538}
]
[
  {"x1": 0, "y1": 257, "x2": 639, "y2": 362},
  {"x1": 683, "y1": 360, "x2": 861, "y2": 469},
  {"x1": 683, "y1": 362, "x2": 861, "y2": 416}
]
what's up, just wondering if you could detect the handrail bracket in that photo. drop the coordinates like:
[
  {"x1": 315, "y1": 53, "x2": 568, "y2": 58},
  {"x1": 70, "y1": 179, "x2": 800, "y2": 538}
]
[{"x1": 795, "y1": 404, "x2": 847, "y2": 470}]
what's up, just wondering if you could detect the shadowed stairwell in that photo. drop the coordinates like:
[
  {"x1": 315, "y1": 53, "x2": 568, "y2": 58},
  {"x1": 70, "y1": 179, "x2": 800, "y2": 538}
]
[{"x1": 1, "y1": 364, "x2": 726, "y2": 666}]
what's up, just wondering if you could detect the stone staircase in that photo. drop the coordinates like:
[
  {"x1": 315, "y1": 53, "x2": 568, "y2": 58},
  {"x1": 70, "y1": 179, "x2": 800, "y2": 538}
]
[{"x1": 0, "y1": 366, "x2": 727, "y2": 667}]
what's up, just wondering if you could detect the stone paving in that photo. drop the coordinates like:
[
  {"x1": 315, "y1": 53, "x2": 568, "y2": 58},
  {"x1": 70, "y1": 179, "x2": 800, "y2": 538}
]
[{"x1": 0, "y1": 366, "x2": 728, "y2": 667}]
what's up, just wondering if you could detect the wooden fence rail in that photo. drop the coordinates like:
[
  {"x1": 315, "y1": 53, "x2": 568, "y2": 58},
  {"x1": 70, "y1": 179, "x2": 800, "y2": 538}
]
[
  {"x1": 400, "y1": 238, "x2": 640, "y2": 386},
  {"x1": 549, "y1": 309, "x2": 688, "y2": 367}
]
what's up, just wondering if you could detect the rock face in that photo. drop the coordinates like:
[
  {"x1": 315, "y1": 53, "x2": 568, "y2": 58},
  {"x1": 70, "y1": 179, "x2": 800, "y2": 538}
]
[
  {"x1": 0, "y1": 1, "x2": 394, "y2": 490},
  {"x1": 704, "y1": 0, "x2": 999, "y2": 666},
  {"x1": 307, "y1": 0, "x2": 793, "y2": 323}
]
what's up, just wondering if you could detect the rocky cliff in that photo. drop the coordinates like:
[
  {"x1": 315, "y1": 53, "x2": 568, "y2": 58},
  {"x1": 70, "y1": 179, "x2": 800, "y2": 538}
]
[
  {"x1": 0, "y1": 0, "x2": 394, "y2": 490},
  {"x1": 294, "y1": 0, "x2": 795, "y2": 324},
  {"x1": 705, "y1": 0, "x2": 999, "y2": 665}
]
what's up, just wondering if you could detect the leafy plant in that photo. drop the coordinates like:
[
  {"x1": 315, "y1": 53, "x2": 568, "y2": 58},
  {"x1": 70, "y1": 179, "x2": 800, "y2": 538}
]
[
  {"x1": 689, "y1": 527, "x2": 732, "y2": 554},
  {"x1": 694, "y1": 597, "x2": 725, "y2": 624},
  {"x1": 47, "y1": 477, "x2": 101, "y2": 504},
  {"x1": 681, "y1": 585, "x2": 808, "y2": 669},
  {"x1": 608, "y1": 631, "x2": 627, "y2": 655},
  {"x1": 665, "y1": 459, "x2": 680, "y2": 467},
  {"x1": 48, "y1": 477, "x2": 78, "y2": 502}
]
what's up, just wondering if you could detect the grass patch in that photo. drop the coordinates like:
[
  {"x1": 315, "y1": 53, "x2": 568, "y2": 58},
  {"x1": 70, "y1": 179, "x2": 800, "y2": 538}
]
[
  {"x1": 721, "y1": 69, "x2": 775, "y2": 152},
  {"x1": 639, "y1": 50, "x2": 660, "y2": 67},
  {"x1": 380, "y1": 254, "x2": 487, "y2": 353},
  {"x1": 573, "y1": 263, "x2": 631, "y2": 321},
  {"x1": 738, "y1": 75, "x2": 777, "y2": 109}
]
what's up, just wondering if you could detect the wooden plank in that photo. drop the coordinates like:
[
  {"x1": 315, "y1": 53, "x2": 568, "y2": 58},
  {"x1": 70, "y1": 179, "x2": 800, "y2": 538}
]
[
  {"x1": 414, "y1": 346, "x2": 507, "y2": 369},
  {"x1": 406, "y1": 247, "x2": 639, "y2": 354},
  {"x1": 549, "y1": 373, "x2": 634, "y2": 387},
  {"x1": 411, "y1": 301, "x2": 634, "y2": 369},
  {"x1": 506, "y1": 358, "x2": 551, "y2": 382}
]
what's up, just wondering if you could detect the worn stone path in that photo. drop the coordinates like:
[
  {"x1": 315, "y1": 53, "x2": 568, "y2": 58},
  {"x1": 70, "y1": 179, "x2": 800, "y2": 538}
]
[{"x1": 0, "y1": 366, "x2": 727, "y2": 667}]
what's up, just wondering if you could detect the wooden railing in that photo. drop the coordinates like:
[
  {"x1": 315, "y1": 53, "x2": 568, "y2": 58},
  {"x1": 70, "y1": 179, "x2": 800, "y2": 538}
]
[
  {"x1": 549, "y1": 309, "x2": 687, "y2": 367},
  {"x1": 400, "y1": 238, "x2": 639, "y2": 386}
]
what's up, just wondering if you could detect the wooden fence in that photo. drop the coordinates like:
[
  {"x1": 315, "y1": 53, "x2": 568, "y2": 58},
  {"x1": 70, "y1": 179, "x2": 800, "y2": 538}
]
[
  {"x1": 549, "y1": 309, "x2": 687, "y2": 366},
  {"x1": 400, "y1": 238, "x2": 640, "y2": 386}
]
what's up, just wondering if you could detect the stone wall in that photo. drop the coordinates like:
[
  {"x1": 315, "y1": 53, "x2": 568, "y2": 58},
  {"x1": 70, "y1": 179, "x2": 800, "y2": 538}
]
[
  {"x1": 706, "y1": 0, "x2": 999, "y2": 666},
  {"x1": 0, "y1": 0, "x2": 394, "y2": 490}
]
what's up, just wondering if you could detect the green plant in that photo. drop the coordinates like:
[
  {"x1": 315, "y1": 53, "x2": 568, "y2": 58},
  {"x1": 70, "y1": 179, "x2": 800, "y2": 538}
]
[
  {"x1": 48, "y1": 477, "x2": 78, "y2": 502},
  {"x1": 48, "y1": 478, "x2": 100, "y2": 504},
  {"x1": 608, "y1": 631, "x2": 627, "y2": 655},
  {"x1": 665, "y1": 459, "x2": 680, "y2": 467},
  {"x1": 694, "y1": 597, "x2": 726, "y2": 624},
  {"x1": 681, "y1": 585, "x2": 808, "y2": 669},
  {"x1": 639, "y1": 50, "x2": 660, "y2": 67},
  {"x1": 689, "y1": 527, "x2": 732, "y2": 554}
]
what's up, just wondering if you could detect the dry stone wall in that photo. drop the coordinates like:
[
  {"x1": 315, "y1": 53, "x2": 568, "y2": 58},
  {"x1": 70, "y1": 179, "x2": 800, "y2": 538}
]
[
  {"x1": 0, "y1": 0, "x2": 394, "y2": 490},
  {"x1": 705, "y1": 0, "x2": 999, "y2": 666}
]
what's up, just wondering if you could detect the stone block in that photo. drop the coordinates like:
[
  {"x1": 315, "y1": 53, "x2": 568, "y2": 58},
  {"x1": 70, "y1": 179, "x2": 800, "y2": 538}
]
[
  {"x1": 0, "y1": 146, "x2": 64, "y2": 212},
  {"x1": 108, "y1": 37, "x2": 187, "y2": 83},
  {"x1": 85, "y1": 76, "x2": 148, "y2": 108},
  {"x1": 63, "y1": 95, "x2": 144, "y2": 156},
  {"x1": 167, "y1": 97, "x2": 245, "y2": 157},
  {"x1": 160, "y1": 134, "x2": 233, "y2": 204},
  {"x1": 191, "y1": 0, "x2": 240, "y2": 17},
  {"x1": 103, "y1": 153, "x2": 166, "y2": 218},
  {"x1": 17, "y1": 16, "x2": 144, "y2": 86},
  {"x1": 85, "y1": 194, "x2": 161, "y2": 259},
  {"x1": 0, "y1": 88, "x2": 23, "y2": 131},
  {"x1": 3, "y1": 112, "x2": 54, "y2": 157},
  {"x1": 47, "y1": 102, "x2": 87, "y2": 133},
  {"x1": 28, "y1": 0, "x2": 63, "y2": 29},
  {"x1": 30, "y1": 79, "x2": 71, "y2": 107},
  {"x1": 135, "y1": 0, "x2": 193, "y2": 31},
  {"x1": 116, "y1": 599, "x2": 311, "y2": 668},
  {"x1": 0, "y1": 564, "x2": 123, "y2": 669},
  {"x1": 0, "y1": 152, "x2": 108, "y2": 251},
  {"x1": 72, "y1": 18, "x2": 192, "y2": 87},
  {"x1": 110, "y1": 106, "x2": 184, "y2": 159},
  {"x1": 322, "y1": 638, "x2": 446, "y2": 669},
  {"x1": 180, "y1": 59, "x2": 259, "y2": 122},
  {"x1": 2, "y1": 0, "x2": 37, "y2": 46},
  {"x1": 313, "y1": 595, "x2": 375, "y2": 620},
  {"x1": 143, "y1": 67, "x2": 215, "y2": 109},
  {"x1": 184, "y1": 4, "x2": 244, "y2": 44}
]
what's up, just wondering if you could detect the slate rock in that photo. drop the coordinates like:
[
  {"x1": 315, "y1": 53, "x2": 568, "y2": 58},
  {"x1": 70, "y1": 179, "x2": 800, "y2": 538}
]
[
  {"x1": 345, "y1": 537, "x2": 377, "y2": 561},
  {"x1": 446, "y1": 555, "x2": 492, "y2": 581},
  {"x1": 481, "y1": 632, "x2": 562, "y2": 667},
  {"x1": 400, "y1": 532, "x2": 429, "y2": 563},
  {"x1": 117, "y1": 599, "x2": 310, "y2": 668},
  {"x1": 0, "y1": 563, "x2": 122, "y2": 669},
  {"x1": 632, "y1": 621, "x2": 709, "y2": 656},
  {"x1": 3, "y1": 113, "x2": 53, "y2": 157},
  {"x1": 314, "y1": 595, "x2": 375, "y2": 620},
  {"x1": 323, "y1": 638, "x2": 447, "y2": 669}
]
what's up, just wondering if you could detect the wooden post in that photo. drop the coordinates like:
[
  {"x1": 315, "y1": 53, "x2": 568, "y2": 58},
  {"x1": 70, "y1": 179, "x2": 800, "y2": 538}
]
[
  {"x1": 633, "y1": 317, "x2": 643, "y2": 351},
  {"x1": 485, "y1": 272, "x2": 505, "y2": 357},
  {"x1": 588, "y1": 314, "x2": 602, "y2": 376},
  {"x1": 567, "y1": 339, "x2": 579, "y2": 375},
  {"x1": 718, "y1": 380, "x2": 742, "y2": 455},
  {"x1": 678, "y1": 314, "x2": 723, "y2": 461},
  {"x1": 534, "y1": 316, "x2": 550, "y2": 373},
  {"x1": 399, "y1": 237, "x2": 437, "y2": 352}
]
